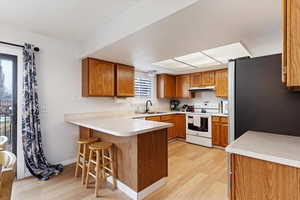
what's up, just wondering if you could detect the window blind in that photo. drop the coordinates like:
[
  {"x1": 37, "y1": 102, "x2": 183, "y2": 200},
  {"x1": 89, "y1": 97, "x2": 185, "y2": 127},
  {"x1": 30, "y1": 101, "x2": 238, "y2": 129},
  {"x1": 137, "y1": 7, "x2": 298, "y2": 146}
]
[{"x1": 135, "y1": 78, "x2": 152, "y2": 98}]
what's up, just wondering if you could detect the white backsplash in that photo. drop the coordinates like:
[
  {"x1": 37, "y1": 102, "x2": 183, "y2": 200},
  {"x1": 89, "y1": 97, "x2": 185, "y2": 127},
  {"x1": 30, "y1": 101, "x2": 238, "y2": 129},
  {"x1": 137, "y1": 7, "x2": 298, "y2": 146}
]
[{"x1": 179, "y1": 90, "x2": 226, "y2": 106}]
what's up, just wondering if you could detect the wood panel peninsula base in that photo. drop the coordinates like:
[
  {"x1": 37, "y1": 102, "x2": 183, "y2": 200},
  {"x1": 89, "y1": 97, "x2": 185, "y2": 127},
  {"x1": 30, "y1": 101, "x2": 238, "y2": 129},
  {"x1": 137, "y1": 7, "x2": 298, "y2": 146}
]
[{"x1": 80, "y1": 126, "x2": 168, "y2": 200}]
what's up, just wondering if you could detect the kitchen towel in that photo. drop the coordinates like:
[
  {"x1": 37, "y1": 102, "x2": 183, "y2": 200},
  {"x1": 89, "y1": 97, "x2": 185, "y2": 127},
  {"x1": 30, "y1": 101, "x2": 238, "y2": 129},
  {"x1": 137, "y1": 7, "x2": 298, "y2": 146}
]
[{"x1": 193, "y1": 116, "x2": 201, "y2": 127}]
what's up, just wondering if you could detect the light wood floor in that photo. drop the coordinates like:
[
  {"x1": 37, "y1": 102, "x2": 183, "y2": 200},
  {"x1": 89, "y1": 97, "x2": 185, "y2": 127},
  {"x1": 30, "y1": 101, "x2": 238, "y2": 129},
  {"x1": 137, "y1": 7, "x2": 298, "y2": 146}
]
[{"x1": 12, "y1": 141, "x2": 228, "y2": 200}]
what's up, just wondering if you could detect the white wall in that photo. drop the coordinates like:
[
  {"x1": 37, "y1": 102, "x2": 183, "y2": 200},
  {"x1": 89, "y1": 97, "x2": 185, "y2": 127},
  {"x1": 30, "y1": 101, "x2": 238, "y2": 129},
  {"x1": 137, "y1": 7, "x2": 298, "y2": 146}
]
[{"x1": 0, "y1": 25, "x2": 169, "y2": 165}]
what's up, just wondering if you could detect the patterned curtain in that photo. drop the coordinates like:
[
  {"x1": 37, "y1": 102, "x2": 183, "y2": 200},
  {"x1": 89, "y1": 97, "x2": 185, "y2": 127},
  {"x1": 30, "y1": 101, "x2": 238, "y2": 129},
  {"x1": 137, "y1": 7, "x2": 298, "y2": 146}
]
[{"x1": 22, "y1": 43, "x2": 63, "y2": 180}]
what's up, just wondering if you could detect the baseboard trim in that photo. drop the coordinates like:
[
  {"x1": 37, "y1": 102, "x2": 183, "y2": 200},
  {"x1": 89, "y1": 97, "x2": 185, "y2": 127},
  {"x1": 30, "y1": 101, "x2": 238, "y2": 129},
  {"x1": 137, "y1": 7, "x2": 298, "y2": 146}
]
[
  {"x1": 107, "y1": 177, "x2": 167, "y2": 200},
  {"x1": 138, "y1": 177, "x2": 166, "y2": 199},
  {"x1": 55, "y1": 158, "x2": 76, "y2": 166}
]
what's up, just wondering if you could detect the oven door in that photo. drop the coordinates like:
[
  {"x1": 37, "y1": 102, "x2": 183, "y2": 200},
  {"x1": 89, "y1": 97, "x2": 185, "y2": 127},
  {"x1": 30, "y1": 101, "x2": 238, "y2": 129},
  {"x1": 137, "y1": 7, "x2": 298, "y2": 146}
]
[{"x1": 186, "y1": 114, "x2": 211, "y2": 138}]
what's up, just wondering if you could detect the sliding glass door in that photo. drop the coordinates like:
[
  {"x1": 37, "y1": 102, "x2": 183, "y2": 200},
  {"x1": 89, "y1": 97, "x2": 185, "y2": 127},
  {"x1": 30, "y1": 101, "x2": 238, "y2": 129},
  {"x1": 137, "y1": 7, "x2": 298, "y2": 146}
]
[{"x1": 0, "y1": 53, "x2": 17, "y2": 154}]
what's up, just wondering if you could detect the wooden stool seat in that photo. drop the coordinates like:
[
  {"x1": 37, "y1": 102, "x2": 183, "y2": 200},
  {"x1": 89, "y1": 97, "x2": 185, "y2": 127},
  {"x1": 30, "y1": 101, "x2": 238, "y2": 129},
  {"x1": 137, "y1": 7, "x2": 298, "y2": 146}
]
[
  {"x1": 77, "y1": 137, "x2": 99, "y2": 144},
  {"x1": 75, "y1": 137, "x2": 99, "y2": 185},
  {"x1": 86, "y1": 142, "x2": 116, "y2": 197},
  {"x1": 89, "y1": 142, "x2": 112, "y2": 150}
]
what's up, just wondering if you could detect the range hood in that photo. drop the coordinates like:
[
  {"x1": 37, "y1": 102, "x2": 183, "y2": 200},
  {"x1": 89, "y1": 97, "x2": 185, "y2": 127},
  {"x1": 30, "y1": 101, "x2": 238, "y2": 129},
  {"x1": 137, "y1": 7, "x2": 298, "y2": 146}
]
[{"x1": 189, "y1": 86, "x2": 216, "y2": 91}]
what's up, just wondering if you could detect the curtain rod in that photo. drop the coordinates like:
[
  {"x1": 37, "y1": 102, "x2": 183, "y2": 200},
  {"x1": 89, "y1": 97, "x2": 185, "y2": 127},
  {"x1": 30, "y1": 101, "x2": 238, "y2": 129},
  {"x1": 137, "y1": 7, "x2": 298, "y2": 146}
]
[{"x1": 0, "y1": 41, "x2": 40, "y2": 52}]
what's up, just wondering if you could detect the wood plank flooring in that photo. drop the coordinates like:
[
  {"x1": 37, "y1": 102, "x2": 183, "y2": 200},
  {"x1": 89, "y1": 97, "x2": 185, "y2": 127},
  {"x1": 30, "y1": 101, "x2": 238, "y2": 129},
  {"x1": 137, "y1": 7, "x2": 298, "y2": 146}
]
[{"x1": 12, "y1": 141, "x2": 228, "y2": 200}]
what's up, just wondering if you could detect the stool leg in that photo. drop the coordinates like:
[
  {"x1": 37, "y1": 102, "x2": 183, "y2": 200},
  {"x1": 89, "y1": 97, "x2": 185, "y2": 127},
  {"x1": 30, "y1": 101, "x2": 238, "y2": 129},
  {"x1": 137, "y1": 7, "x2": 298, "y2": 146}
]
[
  {"x1": 108, "y1": 147, "x2": 117, "y2": 189},
  {"x1": 85, "y1": 149, "x2": 93, "y2": 189},
  {"x1": 75, "y1": 144, "x2": 81, "y2": 177},
  {"x1": 101, "y1": 149, "x2": 106, "y2": 181},
  {"x1": 82, "y1": 144, "x2": 87, "y2": 185},
  {"x1": 95, "y1": 150, "x2": 100, "y2": 197}
]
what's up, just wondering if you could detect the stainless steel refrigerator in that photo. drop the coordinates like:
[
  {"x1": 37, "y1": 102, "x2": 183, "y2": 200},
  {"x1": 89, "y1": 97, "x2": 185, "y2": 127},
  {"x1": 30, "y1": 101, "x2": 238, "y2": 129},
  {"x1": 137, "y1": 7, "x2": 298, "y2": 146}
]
[{"x1": 228, "y1": 54, "x2": 300, "y2": 142}]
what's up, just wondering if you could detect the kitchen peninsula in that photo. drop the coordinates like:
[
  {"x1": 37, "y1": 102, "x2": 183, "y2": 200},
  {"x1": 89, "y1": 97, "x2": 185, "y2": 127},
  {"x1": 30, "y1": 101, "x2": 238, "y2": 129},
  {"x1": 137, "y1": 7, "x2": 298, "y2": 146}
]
[{"x1": 65, "y1": 113, "x2": 172, "y2": 200}]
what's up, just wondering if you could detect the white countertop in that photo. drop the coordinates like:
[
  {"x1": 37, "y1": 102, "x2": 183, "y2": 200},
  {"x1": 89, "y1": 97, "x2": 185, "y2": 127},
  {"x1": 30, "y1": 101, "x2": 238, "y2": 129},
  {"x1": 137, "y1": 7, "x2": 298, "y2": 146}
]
[
  {"x1": 67, "y1": 117, "x2": 172, "y2": 137},
  {"x1": 65, "y1": 111, "x2": 228, "y2": 137},
  {"x1": 226, "y1": 131, "x2": 300, "y2": 168}
]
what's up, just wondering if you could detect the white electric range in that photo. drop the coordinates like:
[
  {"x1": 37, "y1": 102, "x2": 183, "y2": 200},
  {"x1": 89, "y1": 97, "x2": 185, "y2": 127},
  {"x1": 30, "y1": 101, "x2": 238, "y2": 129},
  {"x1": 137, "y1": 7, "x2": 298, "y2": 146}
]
[{"x1": 186, "y1": 103, "x2": 219, "y2": 147}]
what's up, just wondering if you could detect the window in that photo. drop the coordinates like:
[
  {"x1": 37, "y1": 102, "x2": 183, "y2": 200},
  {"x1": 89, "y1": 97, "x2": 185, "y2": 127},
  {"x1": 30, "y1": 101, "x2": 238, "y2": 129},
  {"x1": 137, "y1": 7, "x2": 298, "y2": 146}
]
[{"x1": 135, "y1": 78, "x2": 152, "y2": 98}]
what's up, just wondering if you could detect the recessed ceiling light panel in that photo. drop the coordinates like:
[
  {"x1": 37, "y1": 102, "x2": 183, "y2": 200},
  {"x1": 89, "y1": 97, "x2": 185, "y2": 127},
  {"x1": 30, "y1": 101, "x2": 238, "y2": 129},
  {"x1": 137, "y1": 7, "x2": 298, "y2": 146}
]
[
  {"x1": 175, "y1": 52, "x2": 220, "y2": 67},
  {"x1": 202, "y1": 42, "x2": 251, "y2": 64},
  {"x1": 153, "y1": 59, "x2": 191, "y2": 69}
]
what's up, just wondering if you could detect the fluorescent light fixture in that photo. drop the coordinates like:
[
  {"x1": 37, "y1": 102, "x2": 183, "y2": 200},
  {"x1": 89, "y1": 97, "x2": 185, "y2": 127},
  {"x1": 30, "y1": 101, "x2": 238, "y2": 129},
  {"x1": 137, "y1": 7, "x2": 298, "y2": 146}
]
[
  {"x1": 153, "y1": 59, "x2": 191, "y2": 69},
  {"x1": 202, "y1": 42, "x2": 251, "y2": 64},
  {"x1": 175, "y1": 52, "x2": 220, "y2": 68},
  {"x1": 152, "y1": 42, "x2": 251, "y2": 72}
]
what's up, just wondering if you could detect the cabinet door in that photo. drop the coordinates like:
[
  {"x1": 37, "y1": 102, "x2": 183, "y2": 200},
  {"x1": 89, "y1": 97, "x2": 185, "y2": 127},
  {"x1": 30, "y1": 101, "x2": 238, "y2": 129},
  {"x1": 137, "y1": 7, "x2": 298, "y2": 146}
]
[
  {"x1": 165, "y1": 75, "x2": 176, "y2": 98},
  {"x1": 286, "y1": 0, "x2": 300, "y2": 88},
  {"x1": 232, "y1": 154, "x2": 299, "y2": 200},
  {"x1": 215, "y1": 69, "x2": 228, "y2": 97},
  {"x1": 201, "y1": 71, "x2": 215, "y2": 86},
  {"x1": 82, "y1": 58, "x2": 115, "y2": 97},
  {"x1": 190, "y1": 72, "x2": 202, "y2": 87},
  {"x1": 220, "y1": 123, "x2": 228, "y2": 147},
  {"x1": 161, "y1": 118, "x2": 176, "y2": 140},
  {"x1": 145, "y1": 116, "x2": 161, "y2": 122},
  {"x1": 212, "y1": 122, "x2": 221, "y2": 146},
  {"x1": 176, "y1": 74, "x2": 194, "y2": 98},
  {"x1": 157, "y1": 74, "x2": 175, "y2": 98},
  {"x1": 282, "y1": 0, "x2": 288, "y2": 83},
  {"x1": 175, "y1": 114, "x2": 186, "y2": 138},
  {"x1": 116, "y1": 64, "x2": 134, "y2": 97}
]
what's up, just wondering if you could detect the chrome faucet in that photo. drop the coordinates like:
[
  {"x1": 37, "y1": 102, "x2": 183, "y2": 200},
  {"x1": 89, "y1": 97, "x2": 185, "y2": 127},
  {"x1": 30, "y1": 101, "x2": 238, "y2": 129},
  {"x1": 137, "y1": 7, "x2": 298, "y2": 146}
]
[{"x1": 145, "y1": 100, "x2": 152, "y2": 113}]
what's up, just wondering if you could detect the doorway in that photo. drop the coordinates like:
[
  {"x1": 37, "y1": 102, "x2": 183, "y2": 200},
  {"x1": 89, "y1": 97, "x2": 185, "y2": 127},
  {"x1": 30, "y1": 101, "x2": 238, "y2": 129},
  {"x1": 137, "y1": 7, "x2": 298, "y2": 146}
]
[{"x1": 0, "y1": 53, "x2": 17, "y2": 155}]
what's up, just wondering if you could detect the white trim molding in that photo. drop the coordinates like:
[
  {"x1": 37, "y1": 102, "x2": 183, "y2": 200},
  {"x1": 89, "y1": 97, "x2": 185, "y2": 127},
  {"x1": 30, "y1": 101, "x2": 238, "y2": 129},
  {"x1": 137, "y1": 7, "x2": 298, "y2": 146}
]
[{"x1": 107, "y1": 177, "x2": 167, "y2": 200}]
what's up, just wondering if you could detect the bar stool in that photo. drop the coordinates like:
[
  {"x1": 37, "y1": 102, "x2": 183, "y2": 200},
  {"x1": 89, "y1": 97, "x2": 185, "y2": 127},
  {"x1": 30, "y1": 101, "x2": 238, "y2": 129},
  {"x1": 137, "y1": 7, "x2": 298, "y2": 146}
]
[
  {"x1": 75, "y1": 137, "x2": 99, "y2": 184},
  {"x1": 85, "y1": 142, "x2": 116, "y2": 197},
  {"x1": 0, "y1": 136, "x2": 8, "y2": 151}
]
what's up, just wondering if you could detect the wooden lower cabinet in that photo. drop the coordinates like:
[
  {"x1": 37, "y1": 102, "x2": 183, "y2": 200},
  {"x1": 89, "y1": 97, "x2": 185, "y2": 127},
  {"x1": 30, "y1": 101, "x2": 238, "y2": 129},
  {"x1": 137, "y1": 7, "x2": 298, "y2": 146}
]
[
  {"x1": 175, "y1": 114, "x2": 186, "y2": 138},
  {"x1": 231, "y1": 154, "x2": 299, "y2": 200},
  {"x1": 212, "y1": 116, "x2": 228, "y2": 147},
  {"x1": 161, "y1": 117, "x2": 176, "y2": 140},
  {"x1": 145, "y1": 116, "x2": 160, "y2": 122},
  {"x1": 146, "y1": 114, "x2": 186, "y2": 140}
]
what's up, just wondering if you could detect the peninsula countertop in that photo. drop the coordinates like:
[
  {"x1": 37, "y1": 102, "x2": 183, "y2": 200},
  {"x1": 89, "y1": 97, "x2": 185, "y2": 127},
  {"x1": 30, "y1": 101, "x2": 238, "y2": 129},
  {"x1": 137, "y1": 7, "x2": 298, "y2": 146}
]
[
  {"x1": 65, "y1": 111, "x2": 228, "y2": 137},
  {"x1": 66, "y1": 115, "x2": 172, "y2": 137},
  {"x1": 226, "y1": 131, "x2": 300, "y2": 168}
]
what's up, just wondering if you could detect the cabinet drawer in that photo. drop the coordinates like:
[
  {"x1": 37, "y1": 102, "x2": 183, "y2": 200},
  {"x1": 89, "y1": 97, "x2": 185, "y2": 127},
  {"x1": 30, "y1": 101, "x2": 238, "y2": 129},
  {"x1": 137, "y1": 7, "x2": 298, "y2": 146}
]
[
  {"x1": 161, "y1": 115, "x2": 173, "y2": 121},
  {"x1": 145, "y1": 116, "x2": 161, "y2": 122},
  {"x1": 212, "y1": 116, "x2": 220, "y2": 122},
  {"x1": 220, "y1": 117, "x2": 228, "y2": 123}
]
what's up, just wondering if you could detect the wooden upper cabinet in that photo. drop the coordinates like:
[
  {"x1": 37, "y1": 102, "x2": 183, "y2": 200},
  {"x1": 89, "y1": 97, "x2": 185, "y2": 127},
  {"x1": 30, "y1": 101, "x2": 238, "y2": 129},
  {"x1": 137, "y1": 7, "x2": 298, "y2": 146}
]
[
  {"x1": 115, "y1": 64, "x2": 135, "y2": 97},
  {"x1": 201, "y1": 71, "x2": 215, "y2": 86},
  {"x1": 82, "y1": 58, "x2": 115, "y2": 97},
  {"x1": 157, "y1": 74, "x2": 176, "y2": 98},
  {"x1": 190, "y1": 72, "x2": 202, "y2": 87},
  {"x1": 282, "y1": 0, "x2": 300, "y2": 90},
  {"x1": 215, "y1": 69, "x2": 228, "y2": 98},
  {"x1": 190, "y1": 71, "x2": 215, "y2": 87},
  {"x1": 175, "y1": 74, "x2": 194, "y2": 98}
]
